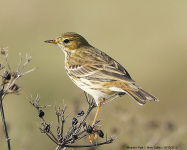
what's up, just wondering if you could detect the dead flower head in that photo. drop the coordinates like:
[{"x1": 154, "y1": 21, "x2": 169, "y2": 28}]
[
  {"x1": 0, "y1": 47, "x2": 9, "y2": 55},
  {"x1": 26, "y1": 54, "x2": 32, "y2": 62},
  {"x1": 7, "y1": 84, "x2": 21, "y2": 94}
]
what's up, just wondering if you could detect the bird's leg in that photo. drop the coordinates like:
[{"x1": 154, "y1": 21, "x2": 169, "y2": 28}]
[
  {"x1": 92, "y1": 98, "x2": 105, "y2": 141},
  {"x1": 92, "y1": 102, "x2": 101, "y2": 125},
  {"x1": 89, "y1": 134, "x2": 93, "y2": 144},
  {"x1": 92, "y1": 97, "x2": 106, "y2": 126},
  {"x1": 89, "y1": 102, "x2": 101, "y2": 142},
  {"x1": 93, "y1": 132, "x2": 98, "y2": 141}
]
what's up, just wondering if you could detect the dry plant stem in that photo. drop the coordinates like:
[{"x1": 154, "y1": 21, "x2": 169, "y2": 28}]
[
  {"x1": 0, "y1": 75, "x2": 22, "y2": 150},
  {"x1": 2, "y1": 76, "x2": 20, "y2": 100},
  {"x1": 0, "y1": 51, "x2": 35, "y2": 150},
  {"x1": 61, "y1": 106, "x2": 67, "y2": 136},
  {"x1": 57, "y1": 105, "x2": 96, "y2": 149},
  {"x1": 30, "y1": 94, "x2": 116, "y2": 150},
  {"x1": 49, "y1": 130, "x2": 58, "y2": 142},
  {"x1": 46, "y1": 132, "x2": 58, "y2": 145},
  {"x1": 73, "y1": 105, "x2": 95, "y2": 136},
  {"x1": 4, "y1": 55, "x2": 11, "y2": 72},
  {"x1": 62, "y1": 139, "x2": 113, "y2": 148},
  {"x1": 0, "y1": 88, "x2": 11, "y2": 150},
  {"x1": 57, "y1": 134, "x2": 114, "y2": 150}
]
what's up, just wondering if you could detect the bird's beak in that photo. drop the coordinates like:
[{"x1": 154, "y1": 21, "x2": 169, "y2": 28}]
[{"x1": 44, "y1": 40, "x2": 58, "y2": 44}]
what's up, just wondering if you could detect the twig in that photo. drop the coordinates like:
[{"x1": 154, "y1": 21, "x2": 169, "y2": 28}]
[
  {"x1": 30, "y1": 94, "x2": 116, "y2": 149},
  {"x1": 0, "y1": 88, "x2": 11, "y2": 150},
  {"x1": 0, "y1": 49, "x2": 35, "y2": 150}
]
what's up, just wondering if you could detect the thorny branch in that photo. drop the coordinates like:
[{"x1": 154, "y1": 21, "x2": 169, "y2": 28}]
[
  {"x1": 30, "y1": 94, "x2": 116, "y2": 150},
  {"x1": 0, "y1": 47, "x2": 36, "y2": 150}
]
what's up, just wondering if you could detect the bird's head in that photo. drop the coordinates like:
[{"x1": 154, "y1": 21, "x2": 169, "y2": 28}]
[{"x1": 45, "y1": 32, "x2": 89, "y2": 53}]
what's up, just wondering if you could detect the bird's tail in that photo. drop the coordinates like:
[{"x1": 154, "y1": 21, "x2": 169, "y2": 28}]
[{"x1": 124, "y1": 88, "x2": 159, "y2": 105}]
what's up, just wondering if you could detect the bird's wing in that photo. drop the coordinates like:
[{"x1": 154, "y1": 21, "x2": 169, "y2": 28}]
[{"x1": 68, "y1": 58, "x2": 135, "y2": 83}]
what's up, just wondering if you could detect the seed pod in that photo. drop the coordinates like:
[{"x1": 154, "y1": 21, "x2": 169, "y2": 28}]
[
  {"x1": 97, "y1": 130, "x2": 104, "y2": 138},
  {"x1": 72, "y1": 117, "x2": 78, "y2": 125},
  {"x1": 72, "y1": 134, "x2": 78, "y2": 141},
  {"x1": 86, "y1": 125, "x2": 93, "y2": 134},
  {"x1": 77, "y1": 110, "x2": 84, "y2": 116},
  {"x1": 38, "y1": 110, "x2": 45, "y2": 118},
  {"x1": 44, "y1": 124, "x2": 50, "y2": 133}
]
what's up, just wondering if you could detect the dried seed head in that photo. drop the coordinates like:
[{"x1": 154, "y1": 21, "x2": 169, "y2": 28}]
[
  {"x1": 72, "y1": 134, "x2": 78, "y2": 141},
  {"x1": 26, "y1": 54, "x2": 32, "y2": 62},
  {"x1": 2, "y1": 71, "x2": 11, "y2": 80},
  {"x1": 8, "y1": 84, "x2": 21, "y2": 93},
  {"x1": 77, "y1": 110, "x2": 84, "y2": 116},
  {"x1": 97, "y1": 130, "x2": 104, "y2": 138},
  {"x1": 38, "y1": 110, "x2": 45, "y2": 118},
  {"x1": 57, "y1": 134, "x2": 63, "y2": 142},
  {"x1": 44, "y1": 124, "x2": 50, "y2": 133},
  {"x1": 72, "y1": 117, "x2": 78, "y2": 125},
  {"x1": 82, "y1": 122, "x2": 86, "y2": 128},
  {"x1": 86, "y1": 125, "x2": 93, "y2": 134},
  {"x1": 0, "y1": 47, "x2": 8, "y2": 55}
]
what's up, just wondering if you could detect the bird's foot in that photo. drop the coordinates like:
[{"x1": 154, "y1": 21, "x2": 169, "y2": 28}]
[{"x1": 85, "y1": 124, "x2": 97, "y2": 144}]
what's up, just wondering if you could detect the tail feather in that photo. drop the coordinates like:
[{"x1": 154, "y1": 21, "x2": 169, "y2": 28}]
[{"x1": 124, "y1": 89, "x2": 159, "y2": 105}]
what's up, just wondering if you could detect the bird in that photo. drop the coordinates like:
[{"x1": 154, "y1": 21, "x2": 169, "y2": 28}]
[{"x1": 45, "y1": 32, "x2": 159, "y2": 125}]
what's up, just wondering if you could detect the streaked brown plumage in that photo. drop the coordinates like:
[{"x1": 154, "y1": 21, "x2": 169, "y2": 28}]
[{"x1": 45, "y1": 32, "x2": 158, "y2": 109}]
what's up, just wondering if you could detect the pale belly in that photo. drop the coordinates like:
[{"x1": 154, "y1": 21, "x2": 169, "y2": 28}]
[{"x1": 69, "y1": 76, "x2": 120, "y2": 106}]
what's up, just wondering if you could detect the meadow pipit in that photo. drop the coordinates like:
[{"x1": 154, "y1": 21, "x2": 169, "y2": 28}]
[{"x1": 45, "y1": 32, "x2": 159, "y2": 125}]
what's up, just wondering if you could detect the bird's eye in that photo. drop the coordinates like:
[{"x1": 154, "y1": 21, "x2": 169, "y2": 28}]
[{"x1": 63, "y1": 39, "x2": 70, "y2": 44}]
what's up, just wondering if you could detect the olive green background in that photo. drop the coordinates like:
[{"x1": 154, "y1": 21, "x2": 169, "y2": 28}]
[{"x1": 0, "y1": 0, "x2": 187, "y2": 150}]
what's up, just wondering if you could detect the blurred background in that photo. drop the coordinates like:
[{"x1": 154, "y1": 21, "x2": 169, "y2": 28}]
[{"x1": 0, "y1": 0, "x2": 187, "y2": 149}]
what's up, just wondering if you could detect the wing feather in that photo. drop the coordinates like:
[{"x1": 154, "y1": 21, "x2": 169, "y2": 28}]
[
  {"x1": 68, "y1": 60, "x2": 135, "y2": 83},
  {"x1": 67, "y1": 47, "x2": 135, "y2": 82}
]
